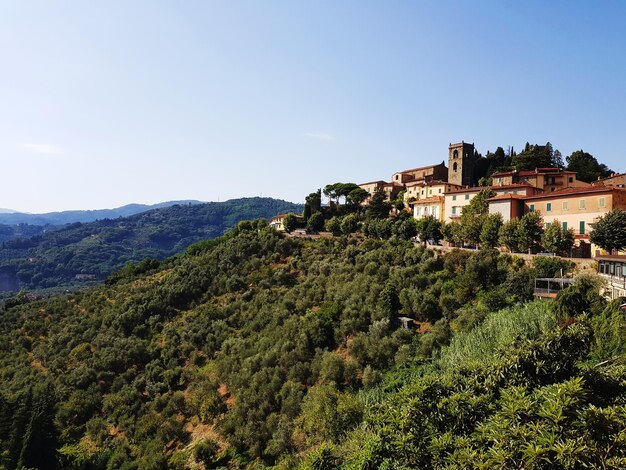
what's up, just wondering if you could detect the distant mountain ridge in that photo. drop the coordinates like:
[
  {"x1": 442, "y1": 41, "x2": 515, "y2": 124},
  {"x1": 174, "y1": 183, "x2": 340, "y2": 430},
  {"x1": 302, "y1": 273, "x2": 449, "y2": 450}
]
[
  {"x1": 0, "y1": 197, "x2": 303, "y2": 293},
  {"x1": 0, "y1": 200, "x2": 204, "y2": 226}
]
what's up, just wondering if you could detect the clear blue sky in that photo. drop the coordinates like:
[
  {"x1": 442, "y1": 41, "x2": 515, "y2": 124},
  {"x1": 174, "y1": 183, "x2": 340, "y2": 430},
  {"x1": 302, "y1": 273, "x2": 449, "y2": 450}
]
[{"x1": 1, "y1": 1, "x2": 625, "y2": 213}]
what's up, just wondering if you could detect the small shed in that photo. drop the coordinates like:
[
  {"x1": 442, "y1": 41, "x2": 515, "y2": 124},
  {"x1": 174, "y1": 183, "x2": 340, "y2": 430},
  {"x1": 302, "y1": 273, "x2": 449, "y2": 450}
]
[{"x1": 397, "y1": 316, "x2": 415, "y2": 330}]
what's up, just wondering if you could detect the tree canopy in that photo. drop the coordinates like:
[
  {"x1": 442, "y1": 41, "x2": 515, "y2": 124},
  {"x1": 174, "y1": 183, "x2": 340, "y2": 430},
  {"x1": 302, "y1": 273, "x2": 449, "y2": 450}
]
[
  {"x1": 566, "y1": 150, "x2": 613, "y2": 183},
  {"x1": 590, "y1": 209, "x2": 626, "y2": 253}
]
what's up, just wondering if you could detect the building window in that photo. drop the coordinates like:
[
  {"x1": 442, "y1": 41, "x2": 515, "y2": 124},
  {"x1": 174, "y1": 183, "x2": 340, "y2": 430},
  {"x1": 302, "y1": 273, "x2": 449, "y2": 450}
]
[
  {"x1": 452, "y1": 195, "x2": 457, "y2": 201},
  {"x1": 465, "y1": 194, "x2": 470, "y2": 200},
  {"x1": 563, "y1": 201, "x2": 569, "y2": 211},
  {"x1": 546, "y1": 222, "x2": 551, "y2": 229},
  {"x1": 453, "y1": 162, "x2": 458, "y2": 172},
  {"x1": 569, "y1": 177, "x2": 573, "y2": 183},
  {"x1": 453, "y1": 149, "x2": 458, "y2": 159},
  {"x1": 599, "y1": 197, "x2": 606, "y2": 209},
  {"x1": 530, "y1": 204, "x2": 535, "y2": 212},
  {"x1": 439, "y1": 188, "x2": 442, "y2": 193},
  {"x1": 580, "y1": 199, "x2": 586, "y2": 210},
  {"x1": 562, "y1": 221, "x2": 568, "y2": 231},
  {"x1": 547, "y1": 203, "x2": 552, "y2": 212},
  {"x1": 452, "y1": 207, "x2": 457, "y2": 215},
  {"x1": 579, "y1": 221, "x2": 585, "y2": 235}
]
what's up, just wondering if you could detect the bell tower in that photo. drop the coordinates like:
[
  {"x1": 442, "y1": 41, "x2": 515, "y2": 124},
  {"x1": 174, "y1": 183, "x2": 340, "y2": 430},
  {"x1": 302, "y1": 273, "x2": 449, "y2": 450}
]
[{"x1": 448, "y1": 141, "x2": 475, "y2": 186}]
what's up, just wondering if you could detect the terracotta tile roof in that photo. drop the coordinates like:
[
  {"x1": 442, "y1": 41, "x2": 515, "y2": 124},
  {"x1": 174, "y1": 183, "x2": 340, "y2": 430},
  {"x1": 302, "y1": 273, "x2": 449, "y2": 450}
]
[
  {"x1": 523, "y1": 186, "x2": 626, "y2": 200},
  {"x1": 404, "y1": 179, "x2": 460, "y2": 187},
  {"x1": 446, "y1": 183, "x2": 535, "y2": 194},
  {"x1": 408, "y1": 196, "x2": 445, "y2": 205},
  {"x1": 593, "y1": 172, "x2": 626, "y2": 183},
  {"x1": 596, "y1": 254, "x2": 626, "y2": 261},
  {"x1": 486, "y1": 194, "x2": 526, "y2": 201},
  {"x1": 359, "y1": 180, "x2": 387, "y2": 186},
  {"x1": 271, "y1": 213, "x2": 304, "y2": 220},
  {"x1": 397, "y1": 162, "x2": 444, "y2": 174}
]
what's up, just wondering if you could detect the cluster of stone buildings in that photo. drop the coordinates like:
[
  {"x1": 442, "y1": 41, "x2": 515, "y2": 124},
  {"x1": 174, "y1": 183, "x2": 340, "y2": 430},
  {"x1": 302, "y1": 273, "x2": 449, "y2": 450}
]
[{"x1": 359, "y1": 141, "x2": 626, "y2": 258}]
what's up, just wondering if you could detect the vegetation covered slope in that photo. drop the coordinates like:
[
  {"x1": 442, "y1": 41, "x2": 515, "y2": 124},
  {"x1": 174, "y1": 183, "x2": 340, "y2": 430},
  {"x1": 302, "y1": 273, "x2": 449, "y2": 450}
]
[
  {"x1": 0, "y1": 200, "x2": 203, "y2": 226},
  {"x1": 2, "y1": 222, "x2": 622, "y2": 468},
  {"x1": 0, "y1": 197, "x2": 302, "y2": 293}
]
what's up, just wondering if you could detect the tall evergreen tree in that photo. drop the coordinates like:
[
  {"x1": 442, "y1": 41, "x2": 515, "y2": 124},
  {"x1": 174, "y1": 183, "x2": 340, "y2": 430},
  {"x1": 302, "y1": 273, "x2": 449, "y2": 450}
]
[
  {"x1": 18, "y1": 384, "x2": 59, "y2": 470},
  {"x1": 367, "y1": 187, "x2": 391, "y2": 219},
  {"x1": 7, "y1": 389, "x2": 32, "y2": 469}
]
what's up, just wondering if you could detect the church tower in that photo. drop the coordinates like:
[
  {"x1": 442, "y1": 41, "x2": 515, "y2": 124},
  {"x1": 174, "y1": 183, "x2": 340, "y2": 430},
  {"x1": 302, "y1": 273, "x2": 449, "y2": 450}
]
[{"x1": 448, "y1": 141, "x2": 475, "y2": 186}]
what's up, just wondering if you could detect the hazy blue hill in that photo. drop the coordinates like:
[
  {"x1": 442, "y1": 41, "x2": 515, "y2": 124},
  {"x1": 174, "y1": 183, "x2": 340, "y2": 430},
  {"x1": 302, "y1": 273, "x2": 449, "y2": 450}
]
[
  {"x1": 0, "y1": 200, "x2": 203, "y2": 226},
  {"x1": 0, "y1": 197, "x2": 302, "y2": 292}
]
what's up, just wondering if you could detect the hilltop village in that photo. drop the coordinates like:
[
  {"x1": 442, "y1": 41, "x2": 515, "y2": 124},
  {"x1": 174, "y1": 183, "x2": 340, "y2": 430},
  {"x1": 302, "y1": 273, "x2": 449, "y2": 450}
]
[
  {"x1": 270, "y1": 141, "x2": 626, "y2": 298},
  {"x1": 358, "y1": 141, "x2": 625, "y2": 243}
]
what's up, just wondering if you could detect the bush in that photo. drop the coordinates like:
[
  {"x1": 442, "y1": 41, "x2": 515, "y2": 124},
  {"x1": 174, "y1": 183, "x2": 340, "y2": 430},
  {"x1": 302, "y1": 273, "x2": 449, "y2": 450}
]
[
  {"x1": 194, "y1": 439, "x2": 220, "y2": 465},
  {"x1": 532, "y1": 256, "x2": 575, "y2": 278}
]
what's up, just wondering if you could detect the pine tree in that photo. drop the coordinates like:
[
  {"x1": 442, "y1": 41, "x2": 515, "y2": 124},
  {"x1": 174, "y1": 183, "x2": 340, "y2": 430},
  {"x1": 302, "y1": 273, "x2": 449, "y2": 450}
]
[
  {"x1": 367, "y1": 187, "x2": 391, "y2": 219},
  {"x1": 7, "y1": 389, "x2": 32, "y2": 469},
  {"x1": 18, "y1": 384, "x2": 59, "y2": 470}
]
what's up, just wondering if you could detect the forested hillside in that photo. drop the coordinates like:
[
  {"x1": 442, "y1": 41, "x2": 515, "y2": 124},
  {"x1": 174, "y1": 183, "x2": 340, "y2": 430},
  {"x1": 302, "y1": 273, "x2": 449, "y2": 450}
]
[
  {"x1": 0, "y1": 200, "x2": 203, "y2": 226},
  {"x1": 0, "y1": 198, "x2": 302, "y2": 293},
  {"x1": 0, "y1": 222, "x2": 623, "y2": 468}
]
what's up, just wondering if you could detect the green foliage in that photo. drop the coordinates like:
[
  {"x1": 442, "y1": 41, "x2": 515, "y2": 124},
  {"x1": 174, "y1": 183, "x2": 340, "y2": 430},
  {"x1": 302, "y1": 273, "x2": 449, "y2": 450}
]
[
  {"x1": 512, "y1": 141, "x2": 561, "y2": 170},
  {"x1": 392, "y1": 217, "x2": 417, "y2": 241},
  {"x1": 416, "y1": 216, "x2": 442, "y2": 244},
  {"x1": 194, "y1": 438, "x2": 220, "y2": 465},
  {"x1": 480, "y1": 213, "x2": 503, "y2": 248},
  {"x1": 338, "y1": 306, "x2": 626, "y2": 469},
  {"x1": 283, "y1": 212, "x2": 300, "y2": 233},
  {"x1": 442, "y1": 221, "x2": 463, "y2": 245},
  {"x1": 589, "y1": 297, "x2": 626, "y2": 361},
  {"x1": 324, "y1": 216, "x2": 341, "y2": 235},
  {"x1": 517, "y1": 210, "x2": 544, "y2": 253},
  {"x1": 499, "y1": 218, "x2": 522, "y2": 252},
  {"x1": 459, "y1": 189, "x2": 496, "y2": 246},
  {"x1": 566, "y1": 149, "x2": 613, "y2": 183},
  {"x1": 0, "y1": 197, "x2": 303, "y2": 292},
  {"x1": 554, "y1": 275, "x2": 607, "y2": 321},
  {"x1": 340, "y1": 214, "x2": 360, "y2": 235},
  {"x1": 541, "y1": 219, "x2": 575, "y2": 254},
  {"x1": 590, "y1": 209, "x2": 626, "y2": 253},
  {"x1": 297, "y1": 384, "x2": 363, "y2": 445},
  {"x1": 323, "y1": 183, "x2": 361, "y2": 205},
  {"x1": 347, "y1": 188, "x2": 369, "y2": 206},
  {"x1": 304, "y1": 190, "x2": 322, "y2": 221},
  {"x1": 367, "y1": 187, "x2": 391, "y2": 219},
  {"x1": 378, "y1": 285, "x2": 400, "y2": 319},
  {"x1": 437, "y1": 300, "x2": 559, "y2": 370},
  {"x1": 1, "y1": 224, "x2": 616, "y2": 468},
  {"x1": 532, "y1": 256, "x2": 575, "y2": 278},
  {"x1": 300, "y1": 442, "x2": 338, "y2": 470},
  {"x1": 307, "y1": 212, "x2": 324, "y2": 233}
]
